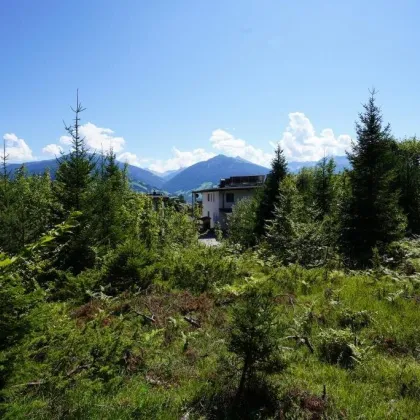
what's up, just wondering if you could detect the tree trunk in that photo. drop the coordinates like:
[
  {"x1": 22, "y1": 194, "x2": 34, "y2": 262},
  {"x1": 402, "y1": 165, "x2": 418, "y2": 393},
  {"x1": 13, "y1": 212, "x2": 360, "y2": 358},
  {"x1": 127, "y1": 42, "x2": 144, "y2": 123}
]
[{"x1": 235, "y1": 356, "x2": 250, "y2": 406}]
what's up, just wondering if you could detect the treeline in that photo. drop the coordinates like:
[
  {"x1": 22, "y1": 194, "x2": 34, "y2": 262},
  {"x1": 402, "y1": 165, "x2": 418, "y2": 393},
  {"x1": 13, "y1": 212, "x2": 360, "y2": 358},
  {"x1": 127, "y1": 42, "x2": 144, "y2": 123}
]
[
  {"x1": 228, "y1": 90, "x2": 420, "y2": 267},
  {"x1": 1, "y1": 91, "x2": 420, "y2": 418},
  {"x1": 0, "y1": 94, "x2": 187, "y2": 268}
]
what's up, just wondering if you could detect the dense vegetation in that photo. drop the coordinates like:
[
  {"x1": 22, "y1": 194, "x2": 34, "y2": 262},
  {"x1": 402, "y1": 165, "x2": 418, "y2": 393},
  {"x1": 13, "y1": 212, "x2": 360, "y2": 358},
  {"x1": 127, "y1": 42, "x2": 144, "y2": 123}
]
[{"x1": 1, "y1": 91, "x2": 420, "y2": 419}]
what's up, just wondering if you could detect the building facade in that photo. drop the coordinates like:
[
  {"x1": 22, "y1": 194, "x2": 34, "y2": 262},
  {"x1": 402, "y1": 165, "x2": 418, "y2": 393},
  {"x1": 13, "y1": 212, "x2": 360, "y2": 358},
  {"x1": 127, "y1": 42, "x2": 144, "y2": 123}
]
[{"x1": 193, "y1": 175, "x2": 265, "y2": 229}]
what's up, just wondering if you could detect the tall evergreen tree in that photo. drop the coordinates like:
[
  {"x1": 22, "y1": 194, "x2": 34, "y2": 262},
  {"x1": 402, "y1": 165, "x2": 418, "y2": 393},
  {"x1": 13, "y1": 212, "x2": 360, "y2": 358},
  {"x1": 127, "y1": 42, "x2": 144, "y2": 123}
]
[
  {"x1": 90, "y1": 149, "x2": 129, "y2": 247},
  {"x1": 265, "y1": 175, "x2": 297, "y2": 262},
  {"x1": 255, "y1": 145, "x2": 288, "y2": 235},
  {"x1": 340, "y1": 90, "x2": 405, "y2": 266},
  {"x1": 0, "y1": 140, "x2": 12, "y2": 251},
  {"x1": 0, "y1": 164, "x2": 54, "y2": 253},
  {"x1": 313, "y1": 156, "x2": 336, "y2": 219},
  {"x1": 396, "y1": 137, "x2": 420, "y2": 234},
  {"x1": 55, "y1": 90, "x2": 96, "y2": 214}
]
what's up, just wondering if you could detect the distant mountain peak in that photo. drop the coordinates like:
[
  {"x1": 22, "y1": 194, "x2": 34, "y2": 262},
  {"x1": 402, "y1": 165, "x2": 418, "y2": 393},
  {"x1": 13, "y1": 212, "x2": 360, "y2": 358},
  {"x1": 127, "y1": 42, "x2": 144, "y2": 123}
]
[{"x1": 162, "y1": 154, "x2": 270, "y2": 194}]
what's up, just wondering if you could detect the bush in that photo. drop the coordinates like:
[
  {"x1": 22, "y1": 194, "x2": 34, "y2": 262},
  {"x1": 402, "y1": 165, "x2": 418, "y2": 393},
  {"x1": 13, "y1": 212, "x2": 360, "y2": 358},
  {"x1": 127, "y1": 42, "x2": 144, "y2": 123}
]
[
  {"x1": 227, "y1": 197, "x2": 259, "y2": 249},
  {"x1": 229, "y1": 284, "x2": 284, "y2": 408},
  {"x1": 101, "y1": 240, "x2": 157, "y2": 294},
  {"x1": 167, "y1": 246, "x2": 237, "y2": 293},
  {"x1": 338, "y1": 309, "x2": 372, "y2": 332},
  {"x1": 318, "y1": 328, "x2": 362, "y2": 369}
]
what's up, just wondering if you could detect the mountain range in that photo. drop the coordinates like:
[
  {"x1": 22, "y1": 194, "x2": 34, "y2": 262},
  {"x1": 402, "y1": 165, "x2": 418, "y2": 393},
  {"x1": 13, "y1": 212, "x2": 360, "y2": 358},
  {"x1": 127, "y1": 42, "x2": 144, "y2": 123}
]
[{"x1": 6, "y1": 154, "x2": 349, "y2": 195}]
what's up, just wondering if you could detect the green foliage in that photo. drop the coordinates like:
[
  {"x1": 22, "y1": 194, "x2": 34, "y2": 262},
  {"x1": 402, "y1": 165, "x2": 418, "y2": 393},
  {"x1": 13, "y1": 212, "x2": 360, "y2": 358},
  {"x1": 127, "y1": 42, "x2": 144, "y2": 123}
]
[
  {"x1": 166, "y1": 245, "x2": 237, "y2": 293},
  {"x1": 256, "y1": 145, "x2": 288, "y2": 235},
  {"x1": 340, "y1": 90, "x2": 406, "y2": 266},
  {"x1": 396, "y1": 137, "x2": 420, "y2": 234},
  {"x1": 313, "y1": 156, "x2": 336, "y2": 219},
  {"x1": 265, "y1": 176, "x2": 297, "y2": 262},
  {"x1": 88, "y1": 150, "x2": 131, "y2": 247},
  {"x1": 337, "y1": 308, "x2": 372, "y2": 332},
  {"x1": 4, "y1": 92, "x2": 420, "y2": 419},
  {"x1": 0, "y1": 167, "x2": 54, "y2": 253},
  {"x1": 0, "y1": 274, "x2": 44, "y2": 351},
  {"x1": 54, "y1": 92, "x2": 96, "y2": 214},
  {"x1": 318, "y1": 328, "x2": 363, "y2": 368},
  {"x1": 227, "y1": 196, "x2": 259, "y2": 248},
  {"x1": 101, "y1": 240, "x2": 156, "y2": 294},
  {"x1": 228, "y1": 283, "x2": 284, "y2": 415},
  {"x1": 295, "y1": 166, "x2": 315, "y2": 209}
]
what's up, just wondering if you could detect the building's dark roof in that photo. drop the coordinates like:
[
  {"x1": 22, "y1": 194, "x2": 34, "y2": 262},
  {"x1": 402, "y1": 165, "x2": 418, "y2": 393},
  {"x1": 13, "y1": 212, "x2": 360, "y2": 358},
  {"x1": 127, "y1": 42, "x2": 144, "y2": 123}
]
[
  {"x1": 220, "y1": 175, "x2": 266, "y2": 188},
  {"x1": 193, "y1": 174, "x2": 266, "y2": 194},
  {"x1": 192, "y1": 185, "x2": 261, "y2": 194}
]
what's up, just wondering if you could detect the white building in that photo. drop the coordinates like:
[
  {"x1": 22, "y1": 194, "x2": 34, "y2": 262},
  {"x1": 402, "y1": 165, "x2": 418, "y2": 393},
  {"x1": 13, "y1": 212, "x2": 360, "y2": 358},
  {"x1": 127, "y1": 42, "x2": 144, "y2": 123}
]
[{"x1": 193, "y1": 175, "x2": 266, "y2": 229}]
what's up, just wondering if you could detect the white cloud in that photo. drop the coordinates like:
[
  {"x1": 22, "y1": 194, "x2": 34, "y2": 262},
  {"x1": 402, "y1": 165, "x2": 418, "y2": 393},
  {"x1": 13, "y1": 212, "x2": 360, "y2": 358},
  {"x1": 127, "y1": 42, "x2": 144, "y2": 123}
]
[
  {"x1": 59, "y1": 135, "x2": 72, "y2": 146},
  {"x1": 117, "y1": 152, "x2": 150, "y2": 167},
  {"x1": 37, "y1": 112, "x2": 351, "y2": 173},
  {"x1": 276, "y1": 112, "x2": 351, "y2": 162},
  {"x1": 210, "y1": 129, "x2": 272, "y2": 167},
  {"x1": 1, "y1": 133, "x2": 34, "y2": 162},
  {"x1": 58, "y1": 123, "x2": 125, "y2": 153},
  {"x1": 42, "y1": 143, "x2": 63, "y2": 156},
  {"x1": 79, "y1": 122, "x2": 125, "y2": 152},
  {"x1": 148, "y1": 147, "x2": 216, "y2": 173}
]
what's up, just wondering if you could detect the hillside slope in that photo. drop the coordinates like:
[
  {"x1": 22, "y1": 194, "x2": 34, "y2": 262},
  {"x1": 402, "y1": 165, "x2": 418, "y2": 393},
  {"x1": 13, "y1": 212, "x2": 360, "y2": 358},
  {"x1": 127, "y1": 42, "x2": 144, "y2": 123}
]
[
  {"x1": 6, "y1": 157, "x2": 164, "y2": 190},
  {"x1": 162, "y1": 154, "x2": 270, "y2": 193}
]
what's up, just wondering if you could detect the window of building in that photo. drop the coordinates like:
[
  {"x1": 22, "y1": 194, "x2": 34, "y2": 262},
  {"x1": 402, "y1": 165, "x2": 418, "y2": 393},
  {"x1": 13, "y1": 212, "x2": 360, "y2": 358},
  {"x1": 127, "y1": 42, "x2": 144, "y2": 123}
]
[
  {"x1": 226, "y1": 193, "x2": 234, "y2": 203},
  {"x1": 207, "y1": 211, "x2": 210, "y2": 217}
]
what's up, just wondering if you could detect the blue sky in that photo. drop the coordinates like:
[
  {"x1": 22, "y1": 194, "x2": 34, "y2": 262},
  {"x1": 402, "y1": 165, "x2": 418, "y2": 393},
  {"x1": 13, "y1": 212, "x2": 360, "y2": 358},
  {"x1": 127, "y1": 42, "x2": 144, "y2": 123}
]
[{"x1": 1, "y1": 0, "x2": 420, "y2": 171}]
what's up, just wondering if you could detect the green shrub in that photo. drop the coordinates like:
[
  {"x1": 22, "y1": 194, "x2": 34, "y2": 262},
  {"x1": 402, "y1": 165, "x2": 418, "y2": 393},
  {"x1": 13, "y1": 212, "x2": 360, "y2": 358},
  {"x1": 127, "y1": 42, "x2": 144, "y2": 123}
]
[
  {"x1": 338, "y1": 309, "x2": 372, "y2": 332},
  {"x1": 318, "y1": 328, "x2": 362, "y2": 369},
  {"x1": 227, "y1": 197, "x2": 259, "y2": 249},
  {"x1": 168, "y1": 246, "x2": 237, "y2": 293},
  {"x1": 101, "y1": 240, "x2": 157, "y2": 294}
]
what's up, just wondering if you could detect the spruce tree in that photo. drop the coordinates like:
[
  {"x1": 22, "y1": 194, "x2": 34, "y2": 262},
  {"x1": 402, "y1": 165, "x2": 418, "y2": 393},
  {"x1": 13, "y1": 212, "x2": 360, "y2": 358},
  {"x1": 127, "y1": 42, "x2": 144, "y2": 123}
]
[
  {"x1": 295, "y1": 167, "x2": 315, "y2": 209},
  {"x1": 55, "y1": 90, "x2": 96, "y2": 213},
  {"x1": 265, "y1": 175, "x2": 297, "y2": 262},
  {"x1": 396, "y1": 137, "x2": 420, "y2": 234},
  {"x1": 313, "y1": 156, "x2": 336, "y2": 219},
  {"x1": 341, "y1": 90, "x2": 405, "y2": 266},
  {"x1": 90, "y1": 149, "x2": 129, "y2": 247},
  {"x1": 256, "y1": 145, "x2": 288, "y2": 235},
  {"x1": 0, "y1": 140, "x2": 12, "y2": 251},
  {"x1": 53, "y1": 91, "x2": 97, "y2": 273}
]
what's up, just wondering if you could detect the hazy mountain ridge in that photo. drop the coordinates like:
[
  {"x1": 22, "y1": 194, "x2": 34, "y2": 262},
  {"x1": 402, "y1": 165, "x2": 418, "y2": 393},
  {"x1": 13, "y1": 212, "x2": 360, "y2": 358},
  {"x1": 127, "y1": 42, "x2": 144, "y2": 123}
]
[
  {"x1": 162, "y1": 155, "x2": 271, "y2": 194},
  {"x1": 6, "y1": 154, "x2": 349, "y2": 195}
]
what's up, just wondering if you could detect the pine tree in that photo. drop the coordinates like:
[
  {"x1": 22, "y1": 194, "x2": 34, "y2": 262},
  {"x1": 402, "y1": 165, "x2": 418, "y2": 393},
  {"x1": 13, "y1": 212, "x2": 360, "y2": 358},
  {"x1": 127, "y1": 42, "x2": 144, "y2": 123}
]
[
  {"x1": 0, "y1": 140, "x2": 13, "y2": 251},
  {"x1": 265, "y1": 176, "x2": 297, "y2": 262},
  {"x1": 340, "y1": 90, "x2": 405, "y2": 266},
  {"x1": 255, "y1": 145, "x2": 288, "y2": 235},
  {"x1": 55, "y1": 90, "x2": 96, "y2": 213},
  {"x1": 229, "y1": 284, "x2": 280, "y2": 406},
  {"x1": 396, "y1": 137, "x2": 420, "y2": 234},
  {"x1": 295, "y1": 167, "x2": 315, "y2": 210},
  {"x1": 313, "y1": 156, "x2": 336, "y2": 219},
  {"x1": 90, "y1": 149, "x2": 129, "y2": 247}
]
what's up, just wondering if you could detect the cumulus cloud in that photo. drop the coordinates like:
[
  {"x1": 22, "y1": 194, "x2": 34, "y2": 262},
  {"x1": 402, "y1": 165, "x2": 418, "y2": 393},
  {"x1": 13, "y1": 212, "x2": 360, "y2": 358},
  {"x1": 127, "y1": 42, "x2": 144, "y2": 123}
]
[
  {"x1": 79, "y1": 122, "x2": 125, "y2": 152},
  {"x1": 57, "y1": 123, "x2": 125, "y2": 153},
  {"x1": 59, "y1": 135, "x2": 72, "y2": 146},
  {"x1": 142, "y1": 113, "x2": 351, "y2": 172},
  {"x1": 210, "y1": 129, "x2": 272, "y2": 167},
  {"x1": 39, "y1": 112, "x2": 351, "y2": 173},
  {"x1": 117, "y1": 152, "x2": 150, "y2": 168},
  {"x1": 148, "y1": 147, "x2": 216, "y2": 173},
  {"x1": 2, "y1": 133, "x2": 34, "y2": 162},
  {"x1": 275, "y1": 112, "x2": 351, "y2": 162},
  {"x1": 42, "y1": 143, "x2": 63, "y2": 156}
]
